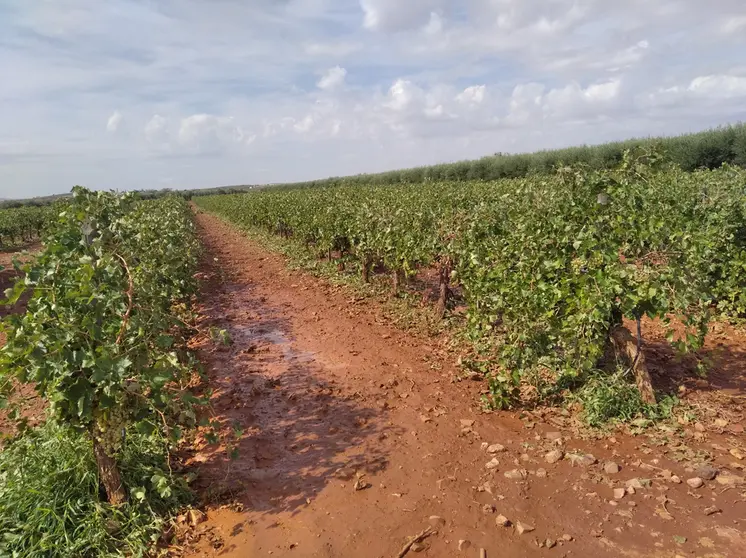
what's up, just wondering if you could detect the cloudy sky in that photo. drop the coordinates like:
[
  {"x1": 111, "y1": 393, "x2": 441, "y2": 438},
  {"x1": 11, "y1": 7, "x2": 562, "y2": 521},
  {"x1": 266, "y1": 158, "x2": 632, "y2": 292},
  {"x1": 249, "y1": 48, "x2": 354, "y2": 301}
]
[{"x1": 1, "y1": 0, "x2": 746, "y2": 198}]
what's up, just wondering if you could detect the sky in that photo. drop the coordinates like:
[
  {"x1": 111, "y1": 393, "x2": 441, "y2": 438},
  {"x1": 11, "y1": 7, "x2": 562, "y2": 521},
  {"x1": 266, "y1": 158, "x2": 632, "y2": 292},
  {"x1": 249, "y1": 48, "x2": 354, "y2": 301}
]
[{"x1": 1, "y1": 1, "x2": 746, "y2": 198}]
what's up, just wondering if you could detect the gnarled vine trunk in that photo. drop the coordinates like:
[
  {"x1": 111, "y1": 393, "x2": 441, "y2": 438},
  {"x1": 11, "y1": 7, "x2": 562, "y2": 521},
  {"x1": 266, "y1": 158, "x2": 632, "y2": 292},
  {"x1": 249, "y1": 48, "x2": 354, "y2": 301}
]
[
  {"x1": 391, "y1": 269, "x2": 405, "y2": 295},
  {"x1": 610, "y1": 323, "x2": 656, "y2": 405},
  {"x1": 435, "y1": 261, "x2": 452, "y2": 320},
  {"x1": 93, "y1": 437, "x2": 127, "y2": 505}
]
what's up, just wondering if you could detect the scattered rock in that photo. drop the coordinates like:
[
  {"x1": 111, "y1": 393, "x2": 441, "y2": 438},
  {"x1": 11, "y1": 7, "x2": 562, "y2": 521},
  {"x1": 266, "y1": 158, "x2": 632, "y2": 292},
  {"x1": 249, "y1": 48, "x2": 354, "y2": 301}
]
[
  {"x1": 686, "y1": 477, "x2": 704, "y2": 489},
  {"x1": 625, "y1": 478, "x2": 648, "y2": 490},
  {"x1": 536, "y1": 468, "x2": 548, "y2": 478},
  {"x1": 561, "y1": 534, "x2": 573, "y2": 542},
  {"x1": 516, "y1": 522, "x2": 535, "y2": 535},
  {"x1": 715, "y1": 473, "x2": 744, "y2": 486},
  {"x1": 714, "y1": 418, "x2": 729, "y2": 428},
  {"x1": 545, "y1": 432, "x2": 563, "y2": 441},
  {"x1": 613, "y1": 488, "x2": 626, "y2": 499},
  {"x1": 604, "y1": 462, "x2": 621, "y2": 474},
  {"x1": 480, "y1": 442, "x2": 489, "y2": 450},
  {"x1": 694, "y1": 422, "x2": 706, "y2": 433},
  {"x1": 730, "y1": 448, "x2": 745, "y2": 460},
  {"x1": 504, "y1": 469, "x2": 528, "y2": 480},
  {"x1": 188, "y1": 509, "x2": 206, "y2": 526},
  {"x1": 353, "y1": 476, "x2": 371, "y2": 491},
  {"x1": 458, "y1": 539, "x2": 471, "y2": 551},
  {"x1": 696, "y1": 465, "x2": 719, "y2": 481},
  {"x1": 704, "y1": 506, "x2": 722, "y2": 516},
  {"x1": 485, "y1": 457, "x2": 500, "y2": 470},
  {"x1": 482, "y1": 504, "x2": 496, "y2": 514},
  {"x1": 590, "y1": 529, "x2": 603, "y2": 538},
  {"x1": 730, "y1": 424, "x2": 744, "y2": 434},
  {"x1": 626, "y1": 486, "x2": 636, "y2": 495},
  {"x1": 496, "y1": 515, "x2": 511, "y2": 527},
  {"x1": 545, "y1": 450, "x2": 564, "y2": 464},
  {"x1": 545, "y1": 539, "x2": 557, "y2": 549},
  {"x1": 419, "y1": 415, "x2": 432, "y2": 423},
  {"x1": 429, "y1": 516, "x2": 446, "y2": 528},
  {"x1": 487, "y1": 443, "x2": 506, "y2": 454},
  {"x1": 460, "y1": 419, "x2": 475, "y2": 428},
  {"x1": 567, "y1": 453, "x2": 597, "y2": 467},
  {"x1": 670, "y1": 475, "x2": 682, "y2": 484},
  {"x1": 410, "y1": 542, "x2": 426, "y2": 553}
]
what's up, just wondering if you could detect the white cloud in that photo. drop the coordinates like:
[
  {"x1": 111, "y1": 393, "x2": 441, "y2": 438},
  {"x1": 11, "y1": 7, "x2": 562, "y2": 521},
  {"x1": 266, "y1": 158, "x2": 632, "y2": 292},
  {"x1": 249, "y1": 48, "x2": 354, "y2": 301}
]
[
  {"x1": 317, "y1": 66, "x2": 347, "y2": 91},
  {"x1": 106, "y1": 110, "x2": 122, "y2": 133},
  {"x1": 144, "y1": 114, "x2": 168, "y2": 144},
  {"x1": 688, "y1": 74, "x2": 746, "y2": 98},
  {"x1": 2, "y1": 0, "x2": 746, "y2": 197}
]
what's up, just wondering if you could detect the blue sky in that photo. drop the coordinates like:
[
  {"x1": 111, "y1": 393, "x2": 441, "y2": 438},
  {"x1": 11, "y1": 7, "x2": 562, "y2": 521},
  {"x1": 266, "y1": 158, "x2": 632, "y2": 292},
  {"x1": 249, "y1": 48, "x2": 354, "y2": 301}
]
[{"x1": 1, "y1": 0, "x2": 746, "y2": 198}]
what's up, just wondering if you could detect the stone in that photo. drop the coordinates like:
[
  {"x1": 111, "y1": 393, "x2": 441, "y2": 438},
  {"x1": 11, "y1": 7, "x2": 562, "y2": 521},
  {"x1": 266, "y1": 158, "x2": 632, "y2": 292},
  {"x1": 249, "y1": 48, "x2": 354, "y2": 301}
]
[
  {"x1": 670, "y1": 475, "x2": 682, "y2": 484},
  {"x1": 504, "y1": 469, "x2": 528, "y2": 480},
  {"x1": 485, "y1": 457, "x2": 500, "y2": 470},
  {"x1": 482, "y1": 504, "x2": 496, "y2": 514},
  {"x1": 428, "y1": 516, "x2": 446, "y2": 528},
  {"x1": 715, "y1": 473, "x2": 744, "y2": 486},
  {"x1": 626, "y1": 486, "x2": 636, "y2": 495},
  {"x1": 567, "y1": 453, "x2": 597, "y2": 467},
  {"x1": 187, "y1": 509, "x2": 206, "y2": 526},
  {"x1": 487, "y1": 444, "x2": 506, "y2": 454},
  {"x1": 545, "y1": 539, "x2": 557, "y2": 549},
  {"x1": 730, "y1": 448, "x2": 745, "y2": 460},
  {"x1": 536, "y1": 468, "x2": 548, "y2": 478},
  {"x1": 704, "y1": 506, "x2": 722, "y2": 516},
  {"x1": 625, "y1": 478, "x2": 645, "y2": 490},
  {"x1": 613, "y1": 488, "x2": 626, "y2": 499},
  {"x1": 696, "y1": 465, "x2": 719, "y2": 481},
  {"x1": 561, "y1": 534, "x2": 573, "y2": 542},
  {"x1": 458, "y1": 540, "x2": 471, "y2": 551},
  {"x1": 545, "y1": 450, "x2": 565, "y2": 464},
  {"x1": 545, "y1": 432, "x2": 563, "y2": 441},
  {"x1": 694, "y1": 422, "x2": 706, "y2": 432},
  {"x1": 495, "y1": 515, "x2": 511, "y2": 527},
  {"x1": 516, "y1": 522, "x2": 535, "y2": 535},
  {"x1": 410, "y1": 542, "x2": 426, "y2": 553},
  {"x1": 714, "y1": 418, "x2": 729, "y2": 428},
  {"x1": 686, "y1": 477, "x2": 704, "y2": 489},
  {"x1": 604, "y1": 462, "x2": 621, "y2": 474},
  {"x1": 460, "y1": 419, "x2": 475, "y2": 428}
]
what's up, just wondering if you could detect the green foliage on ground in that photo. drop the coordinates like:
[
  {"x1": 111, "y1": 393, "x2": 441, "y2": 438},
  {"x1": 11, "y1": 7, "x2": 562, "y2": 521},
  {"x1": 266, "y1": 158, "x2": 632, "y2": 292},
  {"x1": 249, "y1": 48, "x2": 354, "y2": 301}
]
[
  {"x1": 195, "y1": 150, "x2": 746, "y2": 415},
  {"x1": 0, "y1": 422, "x2": 191, "y2": 558}
]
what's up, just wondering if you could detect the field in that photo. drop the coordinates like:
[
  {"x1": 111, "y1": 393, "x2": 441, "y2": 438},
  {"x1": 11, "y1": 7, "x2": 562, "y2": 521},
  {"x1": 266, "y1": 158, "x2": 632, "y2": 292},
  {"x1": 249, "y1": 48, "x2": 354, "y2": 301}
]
[{"x1": 1, "y1": 151, "x2": 745, "y2": 557}]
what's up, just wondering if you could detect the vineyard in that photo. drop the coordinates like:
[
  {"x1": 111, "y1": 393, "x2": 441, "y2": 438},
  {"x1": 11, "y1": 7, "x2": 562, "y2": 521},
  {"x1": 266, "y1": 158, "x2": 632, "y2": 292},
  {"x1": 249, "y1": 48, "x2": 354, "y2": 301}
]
[
  {"x1": 0, "y1": 188, "x2": 202, "y2": 556},
  {"x1": 0, "y1": 205, "x2": 54, "y2": 249},
  {"x1": 196, "y1": 151, "x2": 746, "y2": 411}
]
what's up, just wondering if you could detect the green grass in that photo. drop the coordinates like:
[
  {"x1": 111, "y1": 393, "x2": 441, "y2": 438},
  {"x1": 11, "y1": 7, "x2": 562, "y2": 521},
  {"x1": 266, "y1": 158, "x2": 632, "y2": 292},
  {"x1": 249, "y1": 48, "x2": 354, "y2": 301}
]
[
  {"x1": 573, "y1": 369, "x2": 678, "y2": 427},
  {"x1": 0, "y1": 422, "x2": 192, "y2": 557}
]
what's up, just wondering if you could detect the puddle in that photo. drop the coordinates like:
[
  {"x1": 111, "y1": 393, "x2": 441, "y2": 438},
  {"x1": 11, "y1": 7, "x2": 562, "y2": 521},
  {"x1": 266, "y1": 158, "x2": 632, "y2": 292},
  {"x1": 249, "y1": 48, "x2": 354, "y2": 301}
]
[{"x1": 233, "y1": 325, "x2": 316, "y2": 363}]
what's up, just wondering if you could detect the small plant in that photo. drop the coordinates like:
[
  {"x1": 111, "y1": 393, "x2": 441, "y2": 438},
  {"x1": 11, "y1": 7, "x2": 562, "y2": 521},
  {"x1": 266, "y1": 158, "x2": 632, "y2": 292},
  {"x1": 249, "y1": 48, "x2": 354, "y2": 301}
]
[{"x1": 574, "y1": 368, "x2": 678, "y2": 427}]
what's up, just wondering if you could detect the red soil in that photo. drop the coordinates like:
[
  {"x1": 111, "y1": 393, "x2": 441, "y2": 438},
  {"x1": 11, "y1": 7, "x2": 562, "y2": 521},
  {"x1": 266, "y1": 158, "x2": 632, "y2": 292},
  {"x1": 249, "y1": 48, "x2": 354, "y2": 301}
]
[{"x1": 180, "y1": 210, "x2": 745, "y2": 558}]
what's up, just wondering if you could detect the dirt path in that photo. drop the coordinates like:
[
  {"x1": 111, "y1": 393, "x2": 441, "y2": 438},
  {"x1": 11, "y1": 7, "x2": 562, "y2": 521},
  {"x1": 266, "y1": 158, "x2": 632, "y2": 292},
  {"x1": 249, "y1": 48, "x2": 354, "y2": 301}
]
[{"x1": 184, "y1": 210, "x2": 745, "y2": 558}]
